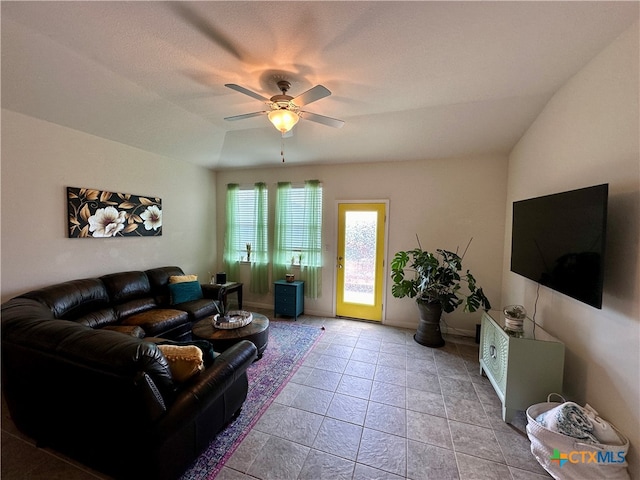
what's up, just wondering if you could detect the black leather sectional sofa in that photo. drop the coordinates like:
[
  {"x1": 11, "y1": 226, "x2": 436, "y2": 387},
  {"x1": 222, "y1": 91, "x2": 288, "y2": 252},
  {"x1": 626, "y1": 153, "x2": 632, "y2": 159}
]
[{"x1": 1, "y1": 266, "x2": 257, "y2": 479}]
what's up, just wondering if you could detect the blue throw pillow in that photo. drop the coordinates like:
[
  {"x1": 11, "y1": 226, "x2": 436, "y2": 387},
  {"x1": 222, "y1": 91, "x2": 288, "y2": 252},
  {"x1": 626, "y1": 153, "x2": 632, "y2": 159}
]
[{"x1": 169, "y1": 281, "x2": 203, "y2": 305}]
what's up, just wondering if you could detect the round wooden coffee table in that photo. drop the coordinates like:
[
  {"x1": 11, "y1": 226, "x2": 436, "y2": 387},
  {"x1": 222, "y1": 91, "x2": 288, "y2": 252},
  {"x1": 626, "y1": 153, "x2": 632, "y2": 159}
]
[{"x1": 192, "y1": 312, "x2": 269, "y2": 359}]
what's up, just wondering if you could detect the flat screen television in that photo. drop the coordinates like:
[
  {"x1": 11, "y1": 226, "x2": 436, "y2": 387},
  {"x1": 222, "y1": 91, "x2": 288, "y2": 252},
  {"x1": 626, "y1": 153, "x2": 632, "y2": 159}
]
[{"x1": 510, "y1": 184, "x2": 608, "y2": 309}]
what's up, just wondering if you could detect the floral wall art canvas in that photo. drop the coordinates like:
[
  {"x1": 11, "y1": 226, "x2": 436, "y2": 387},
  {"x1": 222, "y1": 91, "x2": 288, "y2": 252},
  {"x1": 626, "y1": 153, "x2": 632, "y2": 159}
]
[{"x1": 67, "y1": 187, "x2": 162, "y2": 238}]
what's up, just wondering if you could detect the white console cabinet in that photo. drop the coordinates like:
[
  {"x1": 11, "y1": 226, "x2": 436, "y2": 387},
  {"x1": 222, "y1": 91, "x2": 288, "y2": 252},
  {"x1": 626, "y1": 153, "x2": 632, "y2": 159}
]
[{"x1": 479, "y1": 310, "x2": 565, "y2": 423}]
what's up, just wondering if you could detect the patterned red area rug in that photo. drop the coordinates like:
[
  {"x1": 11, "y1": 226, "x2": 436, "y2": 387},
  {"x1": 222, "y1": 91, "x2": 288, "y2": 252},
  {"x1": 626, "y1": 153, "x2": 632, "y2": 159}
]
[{"x1": 180, "y1": 319, "x2": 323, "y2": 479}]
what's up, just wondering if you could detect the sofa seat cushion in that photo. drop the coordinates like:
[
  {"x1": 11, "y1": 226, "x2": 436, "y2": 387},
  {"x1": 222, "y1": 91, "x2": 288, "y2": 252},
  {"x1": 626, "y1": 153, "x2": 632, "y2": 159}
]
[
  {"x1": 102, "y1": 325, "x2": 146, "y2": 338},
  {"x1": 173, "y1": 298, "x2": 219, "y2": 322},
  {"x1": 122, "y1": 309, "x2": 188, "y2": 337}
]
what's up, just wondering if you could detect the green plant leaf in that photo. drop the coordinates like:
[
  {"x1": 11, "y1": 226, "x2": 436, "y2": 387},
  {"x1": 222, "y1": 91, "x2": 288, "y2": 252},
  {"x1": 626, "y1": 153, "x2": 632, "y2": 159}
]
[{"x1": 390, "y1": 238, "x2": 491, "y2": 315}]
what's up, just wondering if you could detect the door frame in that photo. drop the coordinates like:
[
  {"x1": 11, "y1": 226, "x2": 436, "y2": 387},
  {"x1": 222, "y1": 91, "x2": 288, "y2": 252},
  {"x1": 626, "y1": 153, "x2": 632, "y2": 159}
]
[{"x1": 333, "y1": 199, "x2": 390, "y2": 322}]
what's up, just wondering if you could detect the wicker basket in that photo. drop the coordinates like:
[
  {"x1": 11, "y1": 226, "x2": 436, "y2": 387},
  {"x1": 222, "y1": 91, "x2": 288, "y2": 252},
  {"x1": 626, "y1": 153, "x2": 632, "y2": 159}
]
[
  {"x1": 212, "y1": 310, "x2": 253, "y2": 329},
  {"x1": 526, "y1": 395, "x2": 629, "y2": 480}
]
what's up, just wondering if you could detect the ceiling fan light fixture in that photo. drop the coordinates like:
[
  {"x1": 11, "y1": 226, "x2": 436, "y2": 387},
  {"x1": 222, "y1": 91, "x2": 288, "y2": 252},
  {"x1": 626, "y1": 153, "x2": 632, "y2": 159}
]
[{"x1": 268, "y1": 108, "x2": 299, "y2": 133}]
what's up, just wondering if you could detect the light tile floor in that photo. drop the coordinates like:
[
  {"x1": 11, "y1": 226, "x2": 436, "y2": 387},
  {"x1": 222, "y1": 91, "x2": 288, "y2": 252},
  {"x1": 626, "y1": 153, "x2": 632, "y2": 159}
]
[
  {"x1": 1, "y1": 312, "x2": 552, "y2": 480},
  {"x1": 218, "y1": 312, "x2": 551, "y2": 480}
]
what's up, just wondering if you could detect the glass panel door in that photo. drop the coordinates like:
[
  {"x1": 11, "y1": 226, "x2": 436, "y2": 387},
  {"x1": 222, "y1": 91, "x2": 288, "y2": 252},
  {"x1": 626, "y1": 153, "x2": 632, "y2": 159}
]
[{"x1": 336, "y1": 203, "x2": 386, "y2": 321}]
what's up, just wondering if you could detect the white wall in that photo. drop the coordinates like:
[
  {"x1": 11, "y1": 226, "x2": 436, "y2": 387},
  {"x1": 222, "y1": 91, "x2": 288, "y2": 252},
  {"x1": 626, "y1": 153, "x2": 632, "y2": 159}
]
[
  {"x1": 215, "y1": 154, "x2": 508, "y2": 335},
  {"x1": 1, "y1": 110, "x2": 217, "y2": 302},
  {"x1": 504, "y1": 23, "x2": 639, "y2": 475}
]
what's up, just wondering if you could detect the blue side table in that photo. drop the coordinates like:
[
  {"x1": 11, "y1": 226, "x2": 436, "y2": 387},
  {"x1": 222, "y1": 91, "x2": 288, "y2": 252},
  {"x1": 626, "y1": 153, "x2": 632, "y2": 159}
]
[{"x1": 274, "y1": 280, "x2": 304, "y2": 320}]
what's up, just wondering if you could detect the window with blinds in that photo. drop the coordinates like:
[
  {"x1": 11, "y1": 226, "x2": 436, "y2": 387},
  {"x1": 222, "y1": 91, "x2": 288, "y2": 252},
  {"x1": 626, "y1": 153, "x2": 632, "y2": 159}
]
[
  {"x1": 235, "y1": 187, "x2": 267, "y2": 261},
  {"x1": 280, "y1": 184, "x2": 322, "y2": 266},
  {"x1": 226, "y1": 182, "x2": 320, "y2": 268}
]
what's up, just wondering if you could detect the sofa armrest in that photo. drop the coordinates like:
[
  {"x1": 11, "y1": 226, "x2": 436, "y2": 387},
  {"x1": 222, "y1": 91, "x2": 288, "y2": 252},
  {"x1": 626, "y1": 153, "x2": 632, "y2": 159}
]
[{"x1": 155, "y1": 340, "x2": 257, "y2": 435}]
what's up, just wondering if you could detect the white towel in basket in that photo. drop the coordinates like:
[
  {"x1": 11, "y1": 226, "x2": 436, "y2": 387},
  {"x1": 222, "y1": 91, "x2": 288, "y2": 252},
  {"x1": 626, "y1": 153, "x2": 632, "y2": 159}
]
[
  {"x1": 536, "y1": 401, "x2": 598, "y2": 443},
  {"x1": 583, "y1": 404, "x2": 624, "y2": 445}
]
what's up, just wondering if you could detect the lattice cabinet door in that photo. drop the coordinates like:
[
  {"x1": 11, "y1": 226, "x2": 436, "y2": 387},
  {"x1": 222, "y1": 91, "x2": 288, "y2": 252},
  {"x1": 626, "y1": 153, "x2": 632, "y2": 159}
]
[{"x1": 479, "y1": 311, "x2": 565, "y2": 423}]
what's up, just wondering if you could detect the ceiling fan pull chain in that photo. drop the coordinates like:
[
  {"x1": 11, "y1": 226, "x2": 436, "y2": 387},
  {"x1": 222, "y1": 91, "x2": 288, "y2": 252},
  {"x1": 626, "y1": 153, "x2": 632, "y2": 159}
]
[{"x1": 281, "y1": 136, "x2": 285, "y2": 163}]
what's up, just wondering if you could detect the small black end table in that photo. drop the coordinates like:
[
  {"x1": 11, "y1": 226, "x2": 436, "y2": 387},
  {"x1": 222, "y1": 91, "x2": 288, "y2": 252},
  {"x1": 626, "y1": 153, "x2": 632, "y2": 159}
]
[{"x1": 214, "y1": 281, "x2": 243, "y2": 310}]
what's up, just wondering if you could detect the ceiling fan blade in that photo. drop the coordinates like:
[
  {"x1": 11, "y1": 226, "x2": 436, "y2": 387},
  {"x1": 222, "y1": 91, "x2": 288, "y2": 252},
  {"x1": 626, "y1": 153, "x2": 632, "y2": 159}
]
[
  {"x1": 299, "y1": 111, "x2": 345, "y2": 128},
  {"x1": 292, "y1": 85, "x2": 331, "y2": 107},
  {"x1": 224, "y1": 111, "x2": 268, "y2": 121},
  {"x1": 225, "y1": 84, "x2": 270, "y2": 103},
  {"x1": 170, "y1": 4, "x2": 252, "y2": 63}
]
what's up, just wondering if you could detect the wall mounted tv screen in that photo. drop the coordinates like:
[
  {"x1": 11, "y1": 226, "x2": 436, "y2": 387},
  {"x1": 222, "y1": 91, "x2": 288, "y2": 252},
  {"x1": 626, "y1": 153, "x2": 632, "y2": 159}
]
[{"x1": 510, "y1": 184, "x2": 608, "y2": 309}]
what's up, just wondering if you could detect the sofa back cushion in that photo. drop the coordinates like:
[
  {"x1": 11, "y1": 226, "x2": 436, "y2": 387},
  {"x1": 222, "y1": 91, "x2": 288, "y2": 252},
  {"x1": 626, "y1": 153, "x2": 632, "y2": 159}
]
[
  {"x1": 75, "y1": 308, "x2": 118, "y2": 329},
  {"x1": 101, "y1": 271, "x2": 151, "y2": 302},
  {"x1": 19, "y1": 278, "x2": 111, "y2": 321},
  {"x1": 100, "y1": 271, "x2": 158, "y2": 320},
  {"x1": 146, "y1": 266, "x2": 185, "y2": 306}
]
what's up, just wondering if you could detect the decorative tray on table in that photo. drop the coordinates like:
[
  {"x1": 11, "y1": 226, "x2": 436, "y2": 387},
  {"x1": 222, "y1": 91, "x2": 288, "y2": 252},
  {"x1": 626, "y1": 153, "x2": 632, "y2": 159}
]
[{"x1": 212, "y1": 310, "x2": 253, "y2": 329}]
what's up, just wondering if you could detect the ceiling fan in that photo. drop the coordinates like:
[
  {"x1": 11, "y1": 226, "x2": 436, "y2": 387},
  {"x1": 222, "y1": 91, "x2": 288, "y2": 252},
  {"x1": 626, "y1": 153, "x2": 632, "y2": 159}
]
[{"x1": 224, "y1": 80, "x2": 345, "y2": 134}]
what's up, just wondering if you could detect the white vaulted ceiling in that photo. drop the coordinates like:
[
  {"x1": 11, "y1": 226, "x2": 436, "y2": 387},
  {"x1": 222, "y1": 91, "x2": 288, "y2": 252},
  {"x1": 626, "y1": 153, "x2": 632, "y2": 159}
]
[{"x1": 2, "y1": 1, "x2": 638, "y2": 169}]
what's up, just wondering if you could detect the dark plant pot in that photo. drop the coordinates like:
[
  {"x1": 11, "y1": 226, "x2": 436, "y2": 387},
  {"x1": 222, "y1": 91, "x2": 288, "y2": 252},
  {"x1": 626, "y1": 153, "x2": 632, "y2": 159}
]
[{"x1": 414, "y1": 301, "x2": 445, "y2": 348}]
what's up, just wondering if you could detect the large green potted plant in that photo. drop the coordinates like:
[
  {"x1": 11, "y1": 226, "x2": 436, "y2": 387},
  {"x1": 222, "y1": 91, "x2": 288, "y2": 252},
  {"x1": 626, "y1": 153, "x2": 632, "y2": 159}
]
[{"x1": 390, "y1": 238, "x2": 491, "y2": 347}]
